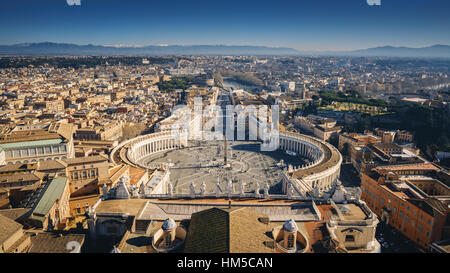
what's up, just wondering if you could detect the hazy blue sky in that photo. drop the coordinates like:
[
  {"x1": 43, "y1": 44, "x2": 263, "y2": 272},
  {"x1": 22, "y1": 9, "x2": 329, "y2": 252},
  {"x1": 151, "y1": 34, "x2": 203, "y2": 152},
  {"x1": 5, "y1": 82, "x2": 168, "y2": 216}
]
[{"x1": 0, "y1": 0, "x2": 449, "y2": 51}]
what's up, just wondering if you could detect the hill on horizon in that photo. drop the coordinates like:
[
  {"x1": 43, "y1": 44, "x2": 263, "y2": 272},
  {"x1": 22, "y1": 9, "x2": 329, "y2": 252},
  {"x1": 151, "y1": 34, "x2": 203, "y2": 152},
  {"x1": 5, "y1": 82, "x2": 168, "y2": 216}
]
[{"x1": 0, "y1": 42, "x2": 449, "y2": 57}]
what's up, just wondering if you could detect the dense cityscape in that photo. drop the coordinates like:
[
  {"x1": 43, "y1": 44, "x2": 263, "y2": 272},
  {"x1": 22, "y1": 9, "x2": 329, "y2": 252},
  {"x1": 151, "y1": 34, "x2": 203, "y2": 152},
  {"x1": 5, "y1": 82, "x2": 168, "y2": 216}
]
[
  {"x1": 1, "y1": 1, "x2": 450, "y2": 267},
  {"x1": 0, "y1": 55, "x2": 448, "y2": 254}
]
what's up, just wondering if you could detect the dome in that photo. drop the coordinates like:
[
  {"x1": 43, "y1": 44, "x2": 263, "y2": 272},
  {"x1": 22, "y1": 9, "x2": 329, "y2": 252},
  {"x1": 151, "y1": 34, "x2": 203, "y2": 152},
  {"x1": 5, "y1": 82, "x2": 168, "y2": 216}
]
[
  {"x1": 162, "y1": 218, "x2": 177, "y2": 230},
  {"x1": 282, "y1": 219, "x2": 298, "y2": 232}
]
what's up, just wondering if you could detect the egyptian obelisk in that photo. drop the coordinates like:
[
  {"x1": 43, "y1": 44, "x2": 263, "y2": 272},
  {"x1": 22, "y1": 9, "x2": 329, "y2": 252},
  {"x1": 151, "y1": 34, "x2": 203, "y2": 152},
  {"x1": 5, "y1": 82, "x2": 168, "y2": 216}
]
[{"x1": 224, "y1": 135, "x2": 228, "y2": 166}]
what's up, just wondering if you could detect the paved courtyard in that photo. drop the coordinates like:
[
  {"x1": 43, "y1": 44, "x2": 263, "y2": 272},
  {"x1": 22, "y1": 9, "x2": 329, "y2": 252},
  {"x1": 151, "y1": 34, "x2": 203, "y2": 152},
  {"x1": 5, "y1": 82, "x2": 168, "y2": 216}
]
[{"x1": 142, "y1": 140, "x2": 310, "y2": 194}]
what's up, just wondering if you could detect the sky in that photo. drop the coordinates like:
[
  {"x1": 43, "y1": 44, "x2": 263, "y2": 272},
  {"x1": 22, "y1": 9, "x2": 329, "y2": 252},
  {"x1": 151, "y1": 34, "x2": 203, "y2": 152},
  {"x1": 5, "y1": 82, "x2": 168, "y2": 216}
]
[{"x1": 0, "y1": 0, "x2": 449, "y2": 51}]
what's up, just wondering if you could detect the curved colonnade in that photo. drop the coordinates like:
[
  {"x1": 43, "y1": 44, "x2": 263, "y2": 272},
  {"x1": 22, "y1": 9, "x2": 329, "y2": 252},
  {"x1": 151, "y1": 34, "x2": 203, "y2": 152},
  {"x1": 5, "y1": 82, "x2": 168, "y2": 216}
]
[
  {"x1": 111, "y1": 130, "x2": 342, "y2": 197},
  {"x1": 110, "y1": 131, "x2": 188, "y2": 169},
  {"x1": 279, "y1": 132, "x2": 342, "y2": 196}
]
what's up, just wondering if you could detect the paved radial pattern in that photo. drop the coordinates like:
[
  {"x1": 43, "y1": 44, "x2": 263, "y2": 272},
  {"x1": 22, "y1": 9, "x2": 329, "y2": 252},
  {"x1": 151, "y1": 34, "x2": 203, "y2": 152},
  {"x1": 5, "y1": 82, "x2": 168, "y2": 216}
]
[{"x1": 142, "y1": 140, "x2": 310, "y2": 194}]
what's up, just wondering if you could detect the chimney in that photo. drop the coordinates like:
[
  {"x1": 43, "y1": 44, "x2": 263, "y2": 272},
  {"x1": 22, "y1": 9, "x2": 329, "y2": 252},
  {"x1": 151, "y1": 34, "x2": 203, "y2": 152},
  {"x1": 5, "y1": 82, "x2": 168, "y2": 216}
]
[{"x1": 228, "y1": 199, "x2": 232, "y2": 209}]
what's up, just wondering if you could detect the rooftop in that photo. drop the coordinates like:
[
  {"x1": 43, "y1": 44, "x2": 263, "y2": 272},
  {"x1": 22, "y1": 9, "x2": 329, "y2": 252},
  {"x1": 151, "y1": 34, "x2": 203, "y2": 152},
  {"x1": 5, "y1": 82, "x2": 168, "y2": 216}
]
[
  {"x1": 375, "y1": 163, "x2": 440, "y2": 173},
  {"x1": 0, "y1": 214, "x2": 22, "y2": 245},
  {"x1": 64, "y1": 155, "x2": 108, "y2": 165},
  {"x1": 29, "y1": 176, "x2": 68, "y2": 221},
  {"x1": 0, "y1": 138, "x2": 63, "y2": 150},
  {"x1": 184, "y1": 207, "x2": 277, "y2": 253},
  {"x1": 28, "y1": 232, "x2": 85, "y2": 253}
]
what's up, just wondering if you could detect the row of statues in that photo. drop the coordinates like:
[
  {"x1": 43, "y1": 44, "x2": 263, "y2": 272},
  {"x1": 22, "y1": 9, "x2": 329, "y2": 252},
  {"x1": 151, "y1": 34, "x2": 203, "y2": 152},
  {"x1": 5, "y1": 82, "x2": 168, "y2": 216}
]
[
  {"x1": 167, "y1": 179, "x2": 272, "y2": 198},
  {"x1": 285, "y1": 162, "x2": 316, "y2": 173},
  {"x1": 167, "y1": 179, "x2": 361, "y2": 202}
]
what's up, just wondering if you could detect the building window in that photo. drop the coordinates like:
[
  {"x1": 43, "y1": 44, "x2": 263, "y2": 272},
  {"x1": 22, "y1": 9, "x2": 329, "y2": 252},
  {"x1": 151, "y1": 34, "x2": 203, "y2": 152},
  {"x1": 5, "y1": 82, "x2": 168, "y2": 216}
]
[
  {"x1": 165, "y1": 233, "x2": 172, "y2": 248},
  {"x1": 345, "y1": 235, "x2": 355, "y2": 242},
  {"x1": 287, "y1": 234, "x2": 295, "y2": 249}
]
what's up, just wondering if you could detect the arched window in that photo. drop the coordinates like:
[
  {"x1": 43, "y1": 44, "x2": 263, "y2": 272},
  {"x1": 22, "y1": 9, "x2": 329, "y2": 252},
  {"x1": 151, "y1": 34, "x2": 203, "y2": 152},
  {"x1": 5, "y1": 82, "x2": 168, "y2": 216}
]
[{"x1": 345, "y1": 235, "x2": 355, "y2": 242}]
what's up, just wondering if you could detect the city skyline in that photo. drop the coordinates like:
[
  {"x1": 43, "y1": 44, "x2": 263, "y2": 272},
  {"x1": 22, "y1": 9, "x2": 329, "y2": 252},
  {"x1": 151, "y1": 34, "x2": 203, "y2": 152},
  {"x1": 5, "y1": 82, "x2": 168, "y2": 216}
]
[
  {"x1": 0, "y1": 0, "x2": 449, "y2": 257},
  {"x1": 0, "y1": 0, "x2": 449, "y2": 51}
]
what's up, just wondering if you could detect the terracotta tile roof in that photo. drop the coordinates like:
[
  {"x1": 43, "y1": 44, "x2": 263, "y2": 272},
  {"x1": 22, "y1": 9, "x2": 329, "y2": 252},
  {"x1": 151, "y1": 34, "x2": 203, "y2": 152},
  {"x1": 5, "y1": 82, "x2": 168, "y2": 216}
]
[
  {"x1": 28, "y1": 232, "x2": 85, "y2": 253},
  {"x1": 64, "y1": 155, "x2": 108, "y2": 165},
  {"x1": 109, "y1": 165, "x2": 124, "y2": 177},
  {"x1": 409, "y1": 198, "x2": 448, "y2": 217},
  {"x1": 0, "y1": 132, "x2": 63, "y2": 144},
  {"x1": 0, "y1": 208, "x2": 31, "y2": 222},
  {"x1": 0, "y1": 172, "x2": 45, "y2": 184},
  {"x1": 129, "y1": 167, "x2": 146, "y2": 185},
  {"x1": 375, "y1": 163, "x2": 440, "y2": 173},
  {"x1": 0, "y1": 163, "x2": 38, "y2": 173},
  {"x1": 0, "y1": 214, "x2": 22, "y2": 245},
  {"x1": 37, "y1": 160, "x2": 67, "y2": 171}
]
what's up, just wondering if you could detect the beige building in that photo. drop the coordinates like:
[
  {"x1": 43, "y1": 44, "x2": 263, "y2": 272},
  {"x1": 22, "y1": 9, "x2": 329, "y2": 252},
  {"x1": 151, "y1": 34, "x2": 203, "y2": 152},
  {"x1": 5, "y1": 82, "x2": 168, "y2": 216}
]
[
  {"x1": 295, "y1": 114, "x2": 342, "y2": 141},
  {"x1": 74, "y1": 121, "x2": 123, "y2": 141},
  {"x1": 86, "y1": 197, "x2": 380, "y2": 253},
  {"x1": 0, "y1": 123, "x2": 75, "y2": 165},
  {"x1": 65, "y1": 155, "x2": 110, "y2": 196},
  {"x1": 26, "y1": 176, "x2": 71, "y2": 230},
  {"x1": 0, "y1": 214, "x2": 31, "y2": 253},
  {"x1": 338, "y1": 132, "x2": 380, "y2": 153},
  {"x1": 396, "y1": 130, "x2": 414, "y2": 143}
]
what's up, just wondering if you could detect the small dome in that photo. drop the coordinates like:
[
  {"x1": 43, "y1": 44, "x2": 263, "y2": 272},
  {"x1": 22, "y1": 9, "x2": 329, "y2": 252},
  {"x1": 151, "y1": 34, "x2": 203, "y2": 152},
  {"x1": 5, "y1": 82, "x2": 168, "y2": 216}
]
[
  {"x1": 162, "y1": 218, "x2": 176, "y2": 230},
  {"x1": 283, "y1": 219, "x2": 298, "y2": 232}
]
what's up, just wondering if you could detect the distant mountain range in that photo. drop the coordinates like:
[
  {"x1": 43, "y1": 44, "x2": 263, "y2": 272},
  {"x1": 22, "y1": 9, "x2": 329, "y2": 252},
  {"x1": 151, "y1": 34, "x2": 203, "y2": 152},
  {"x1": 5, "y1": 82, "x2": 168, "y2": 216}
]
[
  {"x1": 0, "y1": 42, "x2": 449, "y2": 57},
  {"x1": 0, "y1": 42, "x2": 298, "y2": 56},
  {"x1": 322, "y1": 45, "x2": 450, "y2": 58}
]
